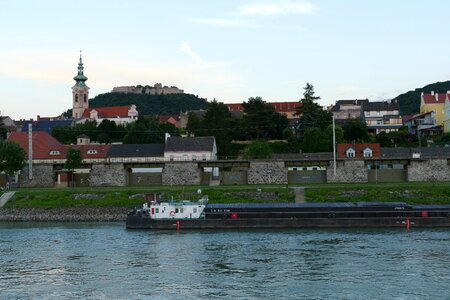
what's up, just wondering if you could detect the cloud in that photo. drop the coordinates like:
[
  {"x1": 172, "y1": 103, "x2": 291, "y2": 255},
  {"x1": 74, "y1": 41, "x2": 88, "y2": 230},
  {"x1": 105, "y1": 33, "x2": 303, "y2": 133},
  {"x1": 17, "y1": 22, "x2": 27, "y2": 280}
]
[
  {"x1": 238, "y1": 1, "x2": 317, "y2": 16},
  {"x1": 180, "y1": 42, "x2": 203, "y2": 63}
]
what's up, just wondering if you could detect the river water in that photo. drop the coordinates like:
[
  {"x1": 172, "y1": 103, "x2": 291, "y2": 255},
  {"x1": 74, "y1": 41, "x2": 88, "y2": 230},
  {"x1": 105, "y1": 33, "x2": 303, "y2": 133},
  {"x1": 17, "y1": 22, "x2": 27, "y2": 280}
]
[{"x1": 0, "y1": 223, "x2": 449, "y2": 300}]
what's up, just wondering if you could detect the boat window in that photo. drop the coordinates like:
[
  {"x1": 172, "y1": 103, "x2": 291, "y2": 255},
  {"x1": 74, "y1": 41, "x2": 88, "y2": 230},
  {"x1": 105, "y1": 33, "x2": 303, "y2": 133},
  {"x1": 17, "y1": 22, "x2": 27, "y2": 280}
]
[
  {"x1": 193, "y1": 208, "x2": 197, "y2": 213},
  {"x1": 175, "y1": 208, "x2": 179, "y2": 213},
  {"x1": 180, "y1": 208, "x2": 184, "y2": 213},
  {"x1": 155, "y1": 208, "x2": 159, "y2": 214}
]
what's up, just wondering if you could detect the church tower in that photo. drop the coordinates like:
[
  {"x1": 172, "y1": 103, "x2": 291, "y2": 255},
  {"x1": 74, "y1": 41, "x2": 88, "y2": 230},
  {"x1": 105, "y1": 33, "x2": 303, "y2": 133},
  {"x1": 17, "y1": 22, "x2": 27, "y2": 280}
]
[{"x1": 72, "y1": 52, "x2": 89, "y2": 119}]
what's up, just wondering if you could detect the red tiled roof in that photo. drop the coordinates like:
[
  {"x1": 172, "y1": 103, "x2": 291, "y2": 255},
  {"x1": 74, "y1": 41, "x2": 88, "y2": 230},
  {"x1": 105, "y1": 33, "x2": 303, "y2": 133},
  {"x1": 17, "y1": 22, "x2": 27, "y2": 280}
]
[
  {"x1": 337, "y1": 143, "x2": 381, "y2": 159},
  {"x1": 8, "y1": 131, "x2": 64, "y2": 159},
  {"x1": 159, "y1": 115, "x2": 180, "y2": 122},
  {"x1": 7, "y1": 131, "x2": 111, "y2": 159},
  {"x1": 82, "y1": 106, "x2": 132, "y2": 118},
  {"x1": 422, "y1": 93, "x2": 448, "y2": 104}
]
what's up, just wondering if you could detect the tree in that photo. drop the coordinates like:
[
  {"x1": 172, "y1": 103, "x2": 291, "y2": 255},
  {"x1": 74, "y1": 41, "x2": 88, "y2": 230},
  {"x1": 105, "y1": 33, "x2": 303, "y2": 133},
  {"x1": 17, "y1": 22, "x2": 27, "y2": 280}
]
[
  {"x1": 0, "y1": 117, "x2": 6, "y2": 140},
  {"x1": 65, "y1": 148, "x2": 83, "y2": 187},
  {"x1": 0, "y1": 140, "x2": 26, "y2": 176},
  {"x1": 295, "y1": 83, "x2": 332, "y2": 138},
  {"x1": 242, "y1": 97, "x2": 289, "y2": 140},
  {"x1": 302, "y1": 127, "x2": 325, "y2": 153},
  {"x1": 343, "y1": 118, "x2": 369, "y2": 142},
  {"x1": 240, "y1": 140, "x2": 272, "y2": 159}
]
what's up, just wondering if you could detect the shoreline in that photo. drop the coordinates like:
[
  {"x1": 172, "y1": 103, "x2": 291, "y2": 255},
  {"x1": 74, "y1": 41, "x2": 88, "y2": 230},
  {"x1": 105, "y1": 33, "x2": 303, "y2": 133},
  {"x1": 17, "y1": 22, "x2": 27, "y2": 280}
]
[{"x1": 0, "y1": 207, "x2": 129, "y2": 222}]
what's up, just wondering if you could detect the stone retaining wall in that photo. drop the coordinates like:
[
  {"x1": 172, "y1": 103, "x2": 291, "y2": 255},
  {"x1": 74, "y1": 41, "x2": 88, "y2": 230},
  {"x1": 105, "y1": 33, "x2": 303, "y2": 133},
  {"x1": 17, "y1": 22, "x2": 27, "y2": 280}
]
[
  {"x1": 247, "y1": 161, "x2": 287, "y2": 184},
  {"x1": 407, "y1": 159, "x2": 450, "y2": 182},
  {"x1": 162, "y1": 162, "x2": 201, "y2": 185},
  {"x1": 0, "y1": 207, "x2": 129, "y2": 222},
  {"x1": 327, "y1": 160, "x2": 368, "y2": 183},
  {"x1": 89, "y1": 164, "x2": 126, "y2": 186},
  {"x1": 20, "y1": 165, "x2": 54, "y2": 187}
]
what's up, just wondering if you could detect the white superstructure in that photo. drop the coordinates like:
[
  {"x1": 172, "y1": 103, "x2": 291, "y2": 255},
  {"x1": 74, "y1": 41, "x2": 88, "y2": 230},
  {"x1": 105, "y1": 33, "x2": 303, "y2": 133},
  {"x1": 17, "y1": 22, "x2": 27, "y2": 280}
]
[{"x1": 139, "y1": 197, "x2": 208, "y2": 220}]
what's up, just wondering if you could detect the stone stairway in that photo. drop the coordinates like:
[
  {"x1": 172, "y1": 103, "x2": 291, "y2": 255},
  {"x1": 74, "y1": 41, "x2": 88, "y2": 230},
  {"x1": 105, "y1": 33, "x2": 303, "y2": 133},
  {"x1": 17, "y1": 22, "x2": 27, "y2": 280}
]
[{"x1": 0, "y1": 191, "x2": 16, "y2": 207}]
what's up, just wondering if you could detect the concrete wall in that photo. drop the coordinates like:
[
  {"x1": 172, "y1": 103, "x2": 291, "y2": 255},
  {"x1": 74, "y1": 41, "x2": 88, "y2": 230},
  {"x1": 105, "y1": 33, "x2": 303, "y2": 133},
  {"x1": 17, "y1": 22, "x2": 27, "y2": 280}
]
[
  {"x1": 247, "y1": 161, "x2": 287, "y2": 184},
  {"x1": 327, "y1": 160, "x2": 368, "y2": 183},
  {"x1": 162, "y1": 162, "x2": 201, "y2": 185},
  {"x1": 20, "y1": 165, "x2": 55, "y2": 187},
  {"x1": 408, "y1": 159, "x2": 450, "y2": 182},
  {"x1": 89, "y1": 164, "x2": 126, "y2": 186}
]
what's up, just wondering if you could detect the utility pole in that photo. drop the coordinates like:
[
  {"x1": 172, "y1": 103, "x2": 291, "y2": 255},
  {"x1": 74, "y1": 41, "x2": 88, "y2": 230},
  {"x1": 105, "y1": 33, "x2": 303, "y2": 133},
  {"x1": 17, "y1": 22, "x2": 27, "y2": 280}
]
[
  {"x1": 28, "y1": 124, "x2": 33, "y2": 180},
  {"x1": 332, "y1": 115, "x2": 337, "y2": 177}
]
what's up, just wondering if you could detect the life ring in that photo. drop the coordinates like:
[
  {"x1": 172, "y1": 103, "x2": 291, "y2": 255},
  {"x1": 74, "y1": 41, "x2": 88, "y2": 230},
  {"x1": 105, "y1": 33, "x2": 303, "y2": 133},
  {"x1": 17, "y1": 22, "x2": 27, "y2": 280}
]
[{"x1": 170, "y1": 211, "x2": 176, "y2": 217}]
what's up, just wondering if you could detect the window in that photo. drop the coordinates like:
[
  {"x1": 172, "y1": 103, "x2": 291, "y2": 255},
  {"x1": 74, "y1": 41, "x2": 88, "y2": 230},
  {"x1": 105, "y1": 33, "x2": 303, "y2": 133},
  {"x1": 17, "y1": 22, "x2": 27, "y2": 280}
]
[
  {"x1": 202, "y1": 154, "x2": 207, "y2": 161},
  {"x1": 193, "y1": 208, "x2": 197, "y2": 213},
  {"x1": 84, "y1": 94, "x2": 87, "y2": 102},
  {"x1": 87, "y1": 149, "x2": 98, "y2": 154},
  {"x1": 363, "y1": 148, "x2": 373, "y2": 158},
  {"x1": 192, "y1": 155, "x2": 197, "y2": 161},
  {"x1": 170, "y1": 155, "x2": 174, "y2": 161},
  {"x1": 180, "y1": 208, "x2": 184, "y2": 213},
  {"x1": 155, "y1": 208, "x2": 159, "y2": 214},
  {"x1": 346, "y1": 148, "x2": 355, "y2": 158},
  {"x1": 175, "y1": 208, "x2": 179, "y2": 213},
  {"x1": 75, "y1": 94, "x2": 78, "y2": 102},
  {"x1": 49, "y1": 150, "x2": 60, "y2": 155}
]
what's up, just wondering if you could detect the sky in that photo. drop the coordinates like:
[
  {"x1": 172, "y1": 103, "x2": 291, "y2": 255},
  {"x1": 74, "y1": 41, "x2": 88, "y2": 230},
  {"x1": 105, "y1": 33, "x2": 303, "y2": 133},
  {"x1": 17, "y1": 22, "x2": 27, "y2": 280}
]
[{"x1": 1, "y1": 0, "x2": 450, "y2": 120}]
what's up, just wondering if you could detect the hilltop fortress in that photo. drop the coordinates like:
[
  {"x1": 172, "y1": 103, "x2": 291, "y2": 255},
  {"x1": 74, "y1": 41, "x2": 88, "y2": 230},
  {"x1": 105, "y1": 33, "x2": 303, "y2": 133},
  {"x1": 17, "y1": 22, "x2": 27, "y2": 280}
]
[{"x1": 112, "y1": 83, "x2": 184, "y2": 95}]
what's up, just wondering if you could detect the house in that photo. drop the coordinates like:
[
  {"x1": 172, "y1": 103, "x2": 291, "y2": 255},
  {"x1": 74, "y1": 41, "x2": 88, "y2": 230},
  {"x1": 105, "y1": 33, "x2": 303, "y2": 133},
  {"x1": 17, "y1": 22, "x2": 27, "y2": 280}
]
[
  {"x1": 15, "y1": 119, "x2": 73, "y2": 134},
  {"x1": 403, "y1": 111, "x2": 441, "y2": 137},
  {"x1": 444, "y1": 92, "x2": 450, "y2": 133},
  {"x1": 0, "y1": 116, "x2": 17, "y2": 133},
  {"x1": 8, "y1": 131, "x2": 111, "y2": 164},
  {"x1": 362, "y1": 101, "x2": 402, "y2": 134},
  {"x1": 420, "y1": 91, "x2": 448, "y2": 127},
  {"x1": 79, "y1": 105, "x2": 138, "y2": 125},
  {"x1": 8, "y1": 131, "x2": 111, "y2": 187},
  {"x1": 330, "y1": 99, "x2": 368, "y2": 125},
  {"x1": 337, "y1": 143, "x2": 381, "y2": 159},
  {"x1": 108, "y1": 144, "x2": 165, "y2": 163},
  {"x1": 164, "y1": 136, "x2": 217, "y2": 161},
  {"x1": 158, "y1": 115, "x2": 180, "y2": 128},
  {"x1": 225, "y1": 101, "x2": 302, "y2": 119}
]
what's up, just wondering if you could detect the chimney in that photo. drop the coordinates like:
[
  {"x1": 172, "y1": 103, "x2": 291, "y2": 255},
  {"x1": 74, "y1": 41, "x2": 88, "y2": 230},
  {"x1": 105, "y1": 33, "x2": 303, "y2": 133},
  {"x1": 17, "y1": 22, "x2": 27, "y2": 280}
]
[
  {"x1": 165, "y1": 132, "x2": 171, "y2": 142},
  {"x1": 435, "y1": 93, "x2": 439, "y2": 101},
  {"x1": 431, "y1": 91, "x2": 434, "y2": 96}
]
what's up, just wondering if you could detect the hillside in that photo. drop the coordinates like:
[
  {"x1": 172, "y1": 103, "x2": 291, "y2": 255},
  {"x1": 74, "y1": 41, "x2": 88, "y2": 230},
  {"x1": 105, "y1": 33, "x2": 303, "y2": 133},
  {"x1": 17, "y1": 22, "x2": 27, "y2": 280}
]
[
  {"x1": 89, "y1": 92, "x2": 209, "y2": 115},
  {"x1": 393, "y1": 81, "x2": 450, "y2": 115}
]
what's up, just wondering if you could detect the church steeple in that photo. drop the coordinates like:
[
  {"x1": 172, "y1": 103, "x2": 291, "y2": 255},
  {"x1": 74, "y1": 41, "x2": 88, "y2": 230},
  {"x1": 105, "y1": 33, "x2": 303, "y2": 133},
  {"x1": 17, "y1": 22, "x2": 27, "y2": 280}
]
[
  {"x1": 72, "y1": 51, "x2": 90, "y2": 119},
  {"x1": 73, "y1": 51, "x2": 88, "y2": 87}
]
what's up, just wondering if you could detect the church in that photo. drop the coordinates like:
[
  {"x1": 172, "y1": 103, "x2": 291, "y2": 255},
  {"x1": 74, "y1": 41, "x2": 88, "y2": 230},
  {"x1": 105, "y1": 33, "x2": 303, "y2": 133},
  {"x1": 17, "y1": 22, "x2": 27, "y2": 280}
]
[{"x1": 72, "y1": 53, "x2": 138, "y2": 124}]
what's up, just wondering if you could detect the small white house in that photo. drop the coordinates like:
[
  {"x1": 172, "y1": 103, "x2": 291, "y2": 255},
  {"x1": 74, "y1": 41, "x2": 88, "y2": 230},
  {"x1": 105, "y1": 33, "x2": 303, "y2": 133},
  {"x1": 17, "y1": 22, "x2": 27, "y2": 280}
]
[{"x1": 164, "y1": 136, "x2": 217, "y2": 161}]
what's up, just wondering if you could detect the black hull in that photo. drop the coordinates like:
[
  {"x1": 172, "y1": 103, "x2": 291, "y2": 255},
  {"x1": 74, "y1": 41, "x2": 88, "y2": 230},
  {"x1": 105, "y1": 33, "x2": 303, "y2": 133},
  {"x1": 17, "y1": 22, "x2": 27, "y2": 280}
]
[
  {"x1": 126, "y1": 216, "x2": 450, "y2": 229},
  {"x1": 126, "y1": 202, "x2": 450, "y2": 229}
]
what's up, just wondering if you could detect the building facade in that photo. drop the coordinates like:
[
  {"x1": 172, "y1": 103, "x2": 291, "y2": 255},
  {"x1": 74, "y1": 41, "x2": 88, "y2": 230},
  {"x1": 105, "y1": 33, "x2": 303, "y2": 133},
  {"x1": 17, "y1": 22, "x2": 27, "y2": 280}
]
[{"x1": 72, "y1": 54, "x2": 90, "y2": 119}]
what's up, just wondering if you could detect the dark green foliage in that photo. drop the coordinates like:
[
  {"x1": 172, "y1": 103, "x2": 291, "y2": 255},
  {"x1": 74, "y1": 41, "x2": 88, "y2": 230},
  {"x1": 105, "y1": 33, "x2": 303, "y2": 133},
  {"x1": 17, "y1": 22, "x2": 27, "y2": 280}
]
[
  {"x1": 240, "y1": 140, "x2": 273, "y2": 159},
  {"x1": 296, "y1": 83, "x2": 332, "y2": 138},
  {"x1": 65, "y1": 148, "x2": 83, "y2": 170},
  {"x1": 269, "y1": 140, "x2": 301, "y2": 153},
  {"x1": 123, "y1": 116, "x2": 179, "y2": 144},
  {"x1": 0, "y1": 117, "x2": 6, "y2": 140},
  {"x1": 433, "y1": 133, "x2": 450, "y2": 146},
  {"x1": 241, "y1": 97, "x2": 290, "y2": 140},
  {"x1": 393, "y1": 80, "x2": 450, "y2": 115},
  {"x1": 301, "y1": 124, "x2": 343, "y2": 153},
  {"x1": 375, "y1": 130, "x2": 417, "y2": 147},
  {"x1": 0, "y1": 140, "x2": 26, "y2": 175},
  {"x1": 89, "y1": 92, "x2": 208, "y2": 115},
  {"x1": 343, "y1": 118, "x2": 370, "y2": 142}
]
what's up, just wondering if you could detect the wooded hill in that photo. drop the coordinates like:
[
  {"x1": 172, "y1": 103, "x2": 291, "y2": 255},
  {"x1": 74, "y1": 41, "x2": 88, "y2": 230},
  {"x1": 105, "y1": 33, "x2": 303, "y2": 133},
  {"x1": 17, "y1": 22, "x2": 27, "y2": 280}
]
[
  {"x1": 89, "y1": 92, "x2": 209, "y2": 115},
  {"x1": 393, "y1": 80, "x2": 450, "y2": 115}
]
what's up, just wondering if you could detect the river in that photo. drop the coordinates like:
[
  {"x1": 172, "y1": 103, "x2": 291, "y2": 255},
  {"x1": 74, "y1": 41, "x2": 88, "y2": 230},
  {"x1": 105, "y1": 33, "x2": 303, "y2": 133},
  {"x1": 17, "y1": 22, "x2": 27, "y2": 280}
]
[{"x1": 0, "y1": 223, "x2": 449, "y2": 299}]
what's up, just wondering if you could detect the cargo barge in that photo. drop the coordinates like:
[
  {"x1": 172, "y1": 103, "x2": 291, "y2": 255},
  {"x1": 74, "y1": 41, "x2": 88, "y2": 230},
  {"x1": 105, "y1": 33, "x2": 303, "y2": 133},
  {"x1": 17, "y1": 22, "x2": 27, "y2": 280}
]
[{"x1": 126, "y1": 197, "x2": 450, "y2": 229}]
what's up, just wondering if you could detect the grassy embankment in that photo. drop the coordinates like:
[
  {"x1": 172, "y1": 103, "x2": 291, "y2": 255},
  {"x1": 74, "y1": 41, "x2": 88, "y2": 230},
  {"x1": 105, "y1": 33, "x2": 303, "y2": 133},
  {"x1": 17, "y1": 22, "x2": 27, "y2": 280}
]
[{"x1": 2, "y1": 182, "x2": 450, "y2": 209}]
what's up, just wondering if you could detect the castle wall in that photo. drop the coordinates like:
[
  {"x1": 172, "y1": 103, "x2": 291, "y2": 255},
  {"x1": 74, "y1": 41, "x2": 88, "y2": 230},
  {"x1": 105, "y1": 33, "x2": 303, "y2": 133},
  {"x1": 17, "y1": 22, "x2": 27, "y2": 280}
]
[
  {"x1": 162, "y1": 162, "x2": 201, "y2": 185},
  {"x1": 247, "y1": 161, "x2": 287, "y2": 184}
]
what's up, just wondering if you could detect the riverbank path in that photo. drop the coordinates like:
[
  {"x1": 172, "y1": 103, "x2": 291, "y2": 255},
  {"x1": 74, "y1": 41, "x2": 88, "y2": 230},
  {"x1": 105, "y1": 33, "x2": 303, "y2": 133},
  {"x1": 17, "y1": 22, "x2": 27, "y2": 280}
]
[{"x1": 0, "y1": 191, "x2": 15, "y2": 207}]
